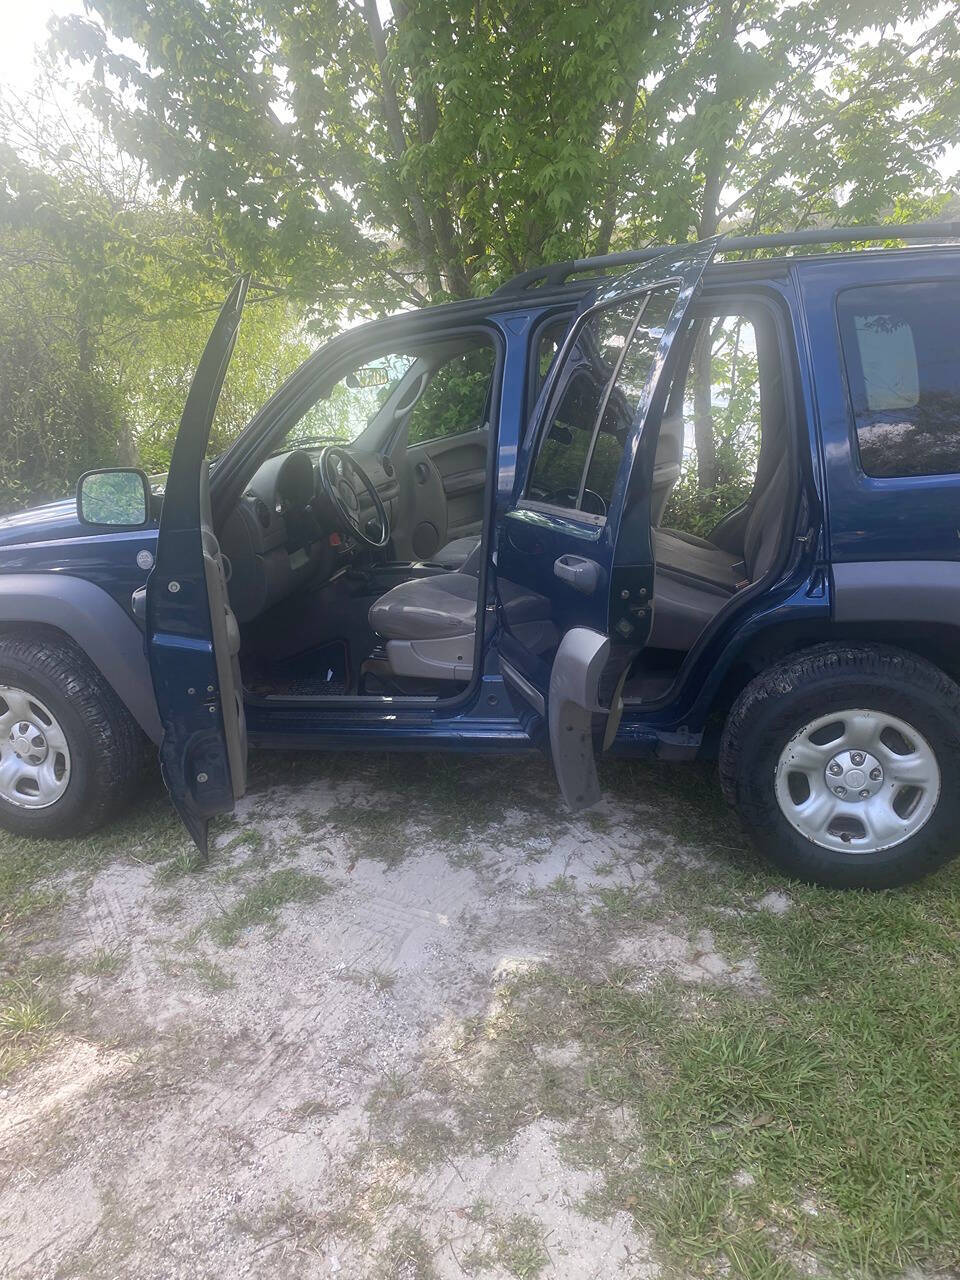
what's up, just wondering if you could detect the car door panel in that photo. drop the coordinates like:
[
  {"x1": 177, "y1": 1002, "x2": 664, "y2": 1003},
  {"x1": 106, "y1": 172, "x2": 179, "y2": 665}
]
[
  {"x1": 146, "y1": 278, "x2": 249, "y2": 852},
  {"x1": 406, "y1": 427, "x2": 489, "y2": 552},
  {"x1": 496, "y1": 240, "x2": 720, "y2": 807}
]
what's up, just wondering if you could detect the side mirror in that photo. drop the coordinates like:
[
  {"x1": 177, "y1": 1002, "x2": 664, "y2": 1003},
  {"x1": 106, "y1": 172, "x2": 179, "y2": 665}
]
[{"x1": 77, "y1": 468, "x2": 151, "y2": 527}]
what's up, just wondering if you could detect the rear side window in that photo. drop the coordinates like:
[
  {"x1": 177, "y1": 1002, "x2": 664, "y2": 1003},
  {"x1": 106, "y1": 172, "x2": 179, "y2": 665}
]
[
  {"x1": 527, "y1": 287, "x2": 679, "y2": 514},
  {"x1": 837, "y1": 282, "x2": 960, "y2": 477}
]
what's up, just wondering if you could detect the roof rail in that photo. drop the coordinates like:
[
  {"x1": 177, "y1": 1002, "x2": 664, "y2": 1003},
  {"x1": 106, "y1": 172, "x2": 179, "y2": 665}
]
[{"x1": 492, "y1": 221, "x2": 960, "y2": 297}]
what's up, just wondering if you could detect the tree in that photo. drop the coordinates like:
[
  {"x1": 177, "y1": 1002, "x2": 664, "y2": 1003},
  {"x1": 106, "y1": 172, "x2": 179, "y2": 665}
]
[
  {"x1": 53, "y1": 0, "x2": 960, "y2": 312},
  {"x1": 0, "y1": 86, "x2": 309, "y2": 508}
]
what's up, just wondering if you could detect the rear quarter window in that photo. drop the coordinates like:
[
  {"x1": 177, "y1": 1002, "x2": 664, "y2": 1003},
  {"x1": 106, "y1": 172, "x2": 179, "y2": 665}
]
[{"x1": 837, "y1": 281, "x2": 960, "y2": 478}]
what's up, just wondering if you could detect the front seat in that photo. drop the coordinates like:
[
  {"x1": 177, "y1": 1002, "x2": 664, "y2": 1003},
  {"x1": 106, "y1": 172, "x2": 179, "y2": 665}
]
[
  {"x1": 433, "y1": 535, "x2": 480, "y2": 569},
  {"x1": 368, "y1": 560, "x2": 480, "y2": 682}
]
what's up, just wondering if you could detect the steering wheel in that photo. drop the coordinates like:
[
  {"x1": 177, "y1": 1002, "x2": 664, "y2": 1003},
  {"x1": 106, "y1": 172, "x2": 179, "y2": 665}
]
[{"x1": 316, "y1": 447, "x2": 391, "y2": 549}]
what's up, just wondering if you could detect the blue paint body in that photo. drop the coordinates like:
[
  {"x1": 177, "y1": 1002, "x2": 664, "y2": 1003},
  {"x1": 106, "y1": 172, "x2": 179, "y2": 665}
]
[{"x1": 1, "y1": 245, "x2": 958, "y2": 784}]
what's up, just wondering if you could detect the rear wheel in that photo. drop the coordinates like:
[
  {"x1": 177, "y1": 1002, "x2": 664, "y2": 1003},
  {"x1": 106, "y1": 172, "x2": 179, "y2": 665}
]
[
  {"x1": 0, "y1": 632, "x2": 145, "y2": 839},
  {"x1": 720, "y1": 644, "x2": 960, "y2": 888}
]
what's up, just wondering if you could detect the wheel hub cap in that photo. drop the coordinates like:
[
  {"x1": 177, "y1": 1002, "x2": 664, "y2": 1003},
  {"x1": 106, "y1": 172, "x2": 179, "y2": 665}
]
[
  {"x1": 824, "y1": 749, "x2": 882, "y2": 800},
  {"x1": 0, "y1": 687, "x2": 70, "y2": 809},
  {"x1": 775, "y1": 708, "x2": 940, "y2": 854}
]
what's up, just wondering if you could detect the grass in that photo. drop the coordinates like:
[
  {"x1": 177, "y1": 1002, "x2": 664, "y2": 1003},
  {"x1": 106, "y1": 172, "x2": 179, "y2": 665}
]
[
  {"x1": 0, "y1": 978, "x2": 61, "y2": 1079},
  {"x1": 81, "y1": 945, "x2": 127, "y2": 978},
  {"x1": 335, "y1": 965, "x2": 398, "y2": 994},
  {"x1": 207, "y1": 867, "x2": 333, "y2": 946},
  {"x1": 373, "y1": 1225, "x2": 436, "y2": 1279},
  {"x1": 190, "y1": 955, "x2": 235, "y2": 990},
  {"x1": 526, "y1": 816, "x2": 960, "y2": 1279},
  {"x1": 0, "y1": 775, "x2": 190, "y2": 930},
  {"x1": 492, "y1": 1215, "x2": 551, "y2": 1278}
]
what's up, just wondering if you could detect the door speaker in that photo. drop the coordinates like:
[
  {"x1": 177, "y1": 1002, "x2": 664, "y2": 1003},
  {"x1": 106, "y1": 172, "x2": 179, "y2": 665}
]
[{"x1": 412, "y1": 521, "x2": 440, "y2": 558}]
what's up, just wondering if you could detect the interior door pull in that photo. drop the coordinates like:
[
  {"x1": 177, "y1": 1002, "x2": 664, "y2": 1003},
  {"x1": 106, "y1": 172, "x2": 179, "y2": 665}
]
[{"x1": 554, "y1": 554, "x2": 601, "y2": 595}]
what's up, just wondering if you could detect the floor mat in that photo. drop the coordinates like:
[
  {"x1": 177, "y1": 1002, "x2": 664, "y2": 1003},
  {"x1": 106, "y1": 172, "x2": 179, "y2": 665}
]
[{"x1": 250, "y1": 641, "x2": 349, "y2": 698}]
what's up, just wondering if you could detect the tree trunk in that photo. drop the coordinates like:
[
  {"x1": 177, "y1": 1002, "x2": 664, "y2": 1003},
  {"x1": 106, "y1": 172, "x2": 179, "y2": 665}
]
[
  {"x1": 697, "y1": 0, "x2": 735, "y2": 241},
  {"x1": 692, "y1": 324, "x2": 718, "y2": 493},
  {"x1": 361, "y1": 0, "x2": 443, "y2": 297},
  {"x1": 595, "y1": 87, "x2": 639, "y2": 255}
]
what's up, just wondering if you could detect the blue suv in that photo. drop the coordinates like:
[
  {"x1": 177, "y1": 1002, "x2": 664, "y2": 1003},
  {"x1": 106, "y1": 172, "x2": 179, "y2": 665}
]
[{"x1": 1, "y1": 226, "x2": 959, "y2": 889}]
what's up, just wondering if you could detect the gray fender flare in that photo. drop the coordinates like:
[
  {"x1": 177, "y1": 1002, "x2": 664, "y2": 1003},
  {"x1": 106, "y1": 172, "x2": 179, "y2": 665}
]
[
  {"x1": 832, "y1": 561, "x2": 960, "y2": 626},
  {"x1": 0, "y1": 573, "x2": 161, "y2": 741}
]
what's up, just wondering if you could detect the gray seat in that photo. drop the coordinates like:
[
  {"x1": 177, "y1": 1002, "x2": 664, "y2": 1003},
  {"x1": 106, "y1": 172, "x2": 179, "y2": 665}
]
[
  {"x1": 368, "y1": 570, "x2": 479, "y2": 683},
  {"x1": 369, "y1": 572, "x2": 477, "y2": 641},
  {"x1": 372, "y1": 445, "x2": 792, "y2": 666},
  {"x1": 653, "y1": 528, "x2": 742, "y2": 592},
  {"x1": 649, "y1": 452, "x2": 791, "y2": 650},
  {"x1": 433, "y1": 535, "x2": 480, "y2": 569}
]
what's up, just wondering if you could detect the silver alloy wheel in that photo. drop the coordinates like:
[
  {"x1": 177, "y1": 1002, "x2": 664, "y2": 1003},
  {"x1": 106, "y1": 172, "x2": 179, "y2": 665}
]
[
  {"x1": 775, "y1": 708, "x2": 940, "y2": 853},
  {"x1": 0, "y1": 686, "x2": 71, "y2": 809}
]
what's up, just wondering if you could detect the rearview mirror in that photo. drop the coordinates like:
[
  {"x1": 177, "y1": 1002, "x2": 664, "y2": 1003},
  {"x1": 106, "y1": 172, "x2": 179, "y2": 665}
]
[
  {"x1": 77, "y1": 468, "x2": 150, "y2": 527},
  {"x1": 346, "y1": 365, "x2": 390, "y2": 389}
]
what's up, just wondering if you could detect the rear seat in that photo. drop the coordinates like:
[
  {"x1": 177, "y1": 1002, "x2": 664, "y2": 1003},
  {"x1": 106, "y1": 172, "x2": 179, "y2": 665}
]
[{"x1": 649, "y1": 452, "x2": 790, "y2": 650}]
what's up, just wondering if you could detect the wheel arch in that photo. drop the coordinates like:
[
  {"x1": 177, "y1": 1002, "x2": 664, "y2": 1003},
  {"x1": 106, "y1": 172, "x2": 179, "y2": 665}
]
[
  {"x1": 698, "y1": 617, "x2": 960, "y2": 750},
  {"x1": 0, "y1": 574, "x2": 161, "y2": 742}
]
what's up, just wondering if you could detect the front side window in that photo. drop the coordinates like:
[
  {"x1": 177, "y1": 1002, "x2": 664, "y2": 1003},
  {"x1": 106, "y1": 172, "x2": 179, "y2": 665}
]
[
  {"x1": 837, "y1": 282, "x2": 960, "y2": 478},
  {"x1": 527, "y1": 286, "x2": 679, "y2": 515},
  {"x1": 405, "y1": 346, "x2": 495, "y2": 445},
  {"x1": 280, "y1": 337, "x2": 495, "y2": 451}
]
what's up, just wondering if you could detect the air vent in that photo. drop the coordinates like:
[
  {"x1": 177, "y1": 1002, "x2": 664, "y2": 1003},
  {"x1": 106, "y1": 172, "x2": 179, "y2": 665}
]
[{"x1": 254, "y1": 498, "x2": 271, "y2": 529}]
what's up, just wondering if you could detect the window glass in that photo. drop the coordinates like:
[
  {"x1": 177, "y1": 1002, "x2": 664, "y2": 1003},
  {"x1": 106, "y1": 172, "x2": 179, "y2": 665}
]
[
  {"x1": 536, "y1": 321, "x2": 570, "y2": 391},
  {"x1": 837, "y1": 283, "x2": 960, "y2": 477},
  {"x1": 527, "y1": 371, "x2": 603, "y2": 504},
  {"x1": 584, "y1": 289, "x2": 677, "y2": 503},
  {"x1": 406, "y1": 346, "x2": 494, "y2": 445},
  {"x1": 663, "y1": 314, "x2": 762, "y2": 536},
  {"x1": 287, "y1": 352, "x2": 417, "y2": 447},
  {"x1": 527, "y1": 285, "x2": 680, "y2": 514}
]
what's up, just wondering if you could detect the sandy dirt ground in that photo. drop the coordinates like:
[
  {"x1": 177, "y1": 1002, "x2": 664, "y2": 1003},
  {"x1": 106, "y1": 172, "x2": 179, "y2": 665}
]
[{"x1": 0, "y1": 751, "x2": 770, "y2": 1279}]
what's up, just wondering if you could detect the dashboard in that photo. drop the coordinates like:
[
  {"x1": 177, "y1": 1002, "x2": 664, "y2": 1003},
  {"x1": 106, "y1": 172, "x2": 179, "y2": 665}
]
[{"x1": 218, "y1": 446, "x2": 401, "y2": 622}]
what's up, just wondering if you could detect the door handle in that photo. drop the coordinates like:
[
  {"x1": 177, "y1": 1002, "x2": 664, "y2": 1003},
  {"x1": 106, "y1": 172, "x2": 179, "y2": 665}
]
[
  {"x1": 131, "y1": 585, "x2": 147, "y2": 621},
  {"x1": 554, "y1": 554, "x2": 600, "y2": 595}
]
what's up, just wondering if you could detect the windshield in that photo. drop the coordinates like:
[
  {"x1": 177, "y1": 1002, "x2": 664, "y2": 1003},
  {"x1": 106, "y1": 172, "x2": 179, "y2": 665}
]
[{"x1": 285, "y1": 352, "x2": 418, "y2": 448}]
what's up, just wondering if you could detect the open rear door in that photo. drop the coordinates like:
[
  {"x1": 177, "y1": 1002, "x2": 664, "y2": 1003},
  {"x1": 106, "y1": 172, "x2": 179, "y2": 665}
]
[
  {"x1": 496, "y1": 240, "x2": 719, "y2": 808},
  {"x1": 146, "y1": 278, "x2": 249, "y2": 853}
]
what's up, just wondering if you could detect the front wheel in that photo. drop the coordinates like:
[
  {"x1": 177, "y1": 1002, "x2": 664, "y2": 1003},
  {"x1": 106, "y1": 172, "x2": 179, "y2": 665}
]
[
  {"x1": 0, "y1": 633, "x2": 145, "y2": 839},
  {"x1": 719, "y1": 644, "x2": 960, "y2": 889}
]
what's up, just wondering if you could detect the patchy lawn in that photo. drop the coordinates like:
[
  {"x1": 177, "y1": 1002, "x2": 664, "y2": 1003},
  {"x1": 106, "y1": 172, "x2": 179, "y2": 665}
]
[{"x1": 1, "y1": 749, "x2": 959, "y2": 1279}]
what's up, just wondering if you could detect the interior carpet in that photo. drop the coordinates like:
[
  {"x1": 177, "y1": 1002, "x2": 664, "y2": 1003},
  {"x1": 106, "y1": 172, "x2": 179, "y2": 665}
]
[{"x1": 249, "y1": 641, "x2": 349, "y2": 697}]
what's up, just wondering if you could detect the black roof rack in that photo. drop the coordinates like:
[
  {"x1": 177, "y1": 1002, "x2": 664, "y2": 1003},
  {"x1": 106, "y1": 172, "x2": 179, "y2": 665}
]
[{"x1": 492, "y1": 221, "x2": 960, "y2": 297}]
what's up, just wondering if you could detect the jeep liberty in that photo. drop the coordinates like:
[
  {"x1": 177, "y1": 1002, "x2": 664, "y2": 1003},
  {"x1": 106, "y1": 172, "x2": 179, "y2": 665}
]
[{"x1": 1, "y1": 224, "x2": 959, "y2": 889}]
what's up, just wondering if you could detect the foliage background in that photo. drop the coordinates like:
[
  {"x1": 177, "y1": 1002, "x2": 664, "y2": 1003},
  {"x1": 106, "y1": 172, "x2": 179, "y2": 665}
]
[{"x1": 0, "y1": 1, "x2": 958, "y2": 512}]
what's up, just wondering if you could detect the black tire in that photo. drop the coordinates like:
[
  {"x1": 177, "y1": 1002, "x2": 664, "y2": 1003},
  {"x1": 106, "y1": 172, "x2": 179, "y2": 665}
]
[
  {"x1": 0, "y1": 631, "x2": 146, "y2": 839},
  {"x1": 719, "y1": 643, "x2": 960, "y2": 889}
]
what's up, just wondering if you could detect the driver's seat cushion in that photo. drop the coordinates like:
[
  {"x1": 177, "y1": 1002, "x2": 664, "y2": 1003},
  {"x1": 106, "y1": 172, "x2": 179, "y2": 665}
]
[{"x1": 368, "y1": 572, "x2": 477, "y2": 641}]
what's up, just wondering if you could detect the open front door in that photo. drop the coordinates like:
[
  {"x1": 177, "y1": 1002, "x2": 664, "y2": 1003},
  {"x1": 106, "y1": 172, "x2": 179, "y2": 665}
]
[
  {"x1": 496, "y1": 241, "x2": 719, "y2": 808},
  {"x1": 146, "y1": 278, "x2": 249, "y2": 852}
]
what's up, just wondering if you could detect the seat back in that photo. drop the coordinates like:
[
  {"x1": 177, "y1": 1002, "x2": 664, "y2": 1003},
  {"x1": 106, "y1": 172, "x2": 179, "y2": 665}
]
[{"x1": 743, "y1": 452, "x2": 790, "y2": 582}]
